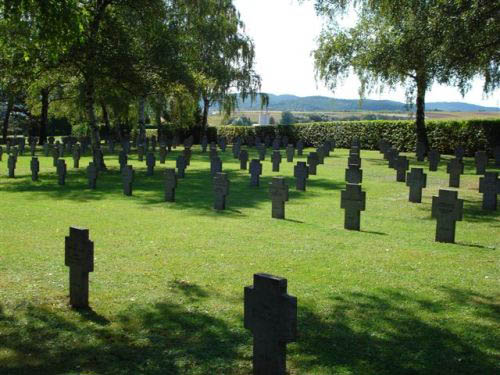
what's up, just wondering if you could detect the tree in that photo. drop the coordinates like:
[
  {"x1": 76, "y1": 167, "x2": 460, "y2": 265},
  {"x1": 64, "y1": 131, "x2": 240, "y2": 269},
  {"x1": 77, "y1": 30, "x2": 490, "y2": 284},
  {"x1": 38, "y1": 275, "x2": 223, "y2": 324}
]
[
  {"x1": 280, "y1": 111, "x2": 295, "y2": 126},
  {"x1": 311, "y1": 0, "x2": 500, "y2": 152}
]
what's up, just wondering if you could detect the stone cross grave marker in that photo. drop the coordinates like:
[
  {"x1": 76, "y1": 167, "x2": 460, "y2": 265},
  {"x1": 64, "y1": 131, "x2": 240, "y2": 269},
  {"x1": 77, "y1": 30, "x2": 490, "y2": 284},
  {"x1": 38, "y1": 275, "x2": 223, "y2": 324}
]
[
  {"x1": 30, "y1": 157, "x2": 40, "y2": 181},
  {"x1": 219, "y1": 137, "x2": 227, "y2": 152},
  {"x1": 394, "y1": 156, "x2": 409, "y2": 182},
  {"x1": 269, "y1": 177, "x2": 289, "y2": 219},
  {"x1": 258, "y1": 143, "x2": 266, "y2": 161},
  {"x1": 244, "y1": 273, "x2": 297, "y2": 375},
  {"x1": 387, "y1": 148, "x2": 400, "y2": 169},
  {"x1": 406, "y1": 168, "x2": 427, "y2": 203},
  {"x1": 118, "y1": 150, "x2": 128, "y2": 172},
  {"x1": 201, "y1": 136, "x2": 208, "y2": 152},
  {"x1": 239, "y1": 149, "x2": 249, "y2": 170},
  {"x1": 316, "y1": 146, "x2": 325, "y2": 164},
  {"x1": 137, "y1": 145, "x2": 145, "y2": 162},
  {"x1": 11, "y1": 146, "x2": 19, "y2": 161},
  {"x1": 271, "y1": 151, "x2": 282, "y2": 172},
  {"x1": 7, "y1": 154, "x2": 16, "y2": 178},
  {"x1": 176, "y1": 155, "x2": 187, "y2": 178},
  {"x1": 65, "y1": 227, "x2": 94, "y2": 309},
  {"x1": 341, "y1": 183, "x2": 366, "y2": 231},
  {"x1": 214, "y1": 172, "x2": 229, "y2": 210},
  {"x1": 146, "y1": 152, "x2": 156, "y2": 176},
  {"x1": 479, "y1": 172, "x2": 499, "y2": 211},
  {"x1": 57, "y1": 159, "x2": 67, "y2": 185},
  {"x1": 378, "y1": 140, "x2": 390, "y2": 154},
  {"x1": 52, "y1": 146, "x2": 60, "y2": 167},
  {"x1": 428, "y1": 149, "x2": 440, "y2": 171},
  {"x1": 272, "y1": 138, "x2": 281, "y2": 151},
  {"x1": 348, "y1": 154, "x2": 361, "y2": 168},
  {"x1": 210, "y1": 156, "x2": 222, "y2": 177},
  {"x1": 122, "y1": 165, "x2": 134, "y2": 196},
  {"x1": 233, "y1": 141, "x2": 241, "y2": 159},
  {"x1": 345, "y1": 165, "x2": 363, "y2": 184},
  {"x1": 352, "y1": 137, "x2": 360, "y2": 148},
  {"x1": 307, "y1": 152, "x2": 319, "y2": 175},
  {"x1": 416, "y1": 141, "x2": 426, "y2": 162},
  {"x1": 474, "y1": 151, "x2": 488, "y2": 175},
  {"x1": 72, "y1": 145, "x2": 81, "y2": 168},
  {"x1": 58, "y1": 142, "x2": 64, "y2": 157},
  {"x1": 183, "y1": 148, "x2": 192, "y2": 166},
  {"x1": 447, "y1": 158, "x2": 464, "y2": 188},
  {"x1": 164, "y1": 168, "x2": 178, "y2": 202},
  {"x1": 87, "y1": 162, "x2": 98, "y2": 189},
  {"x1": 159, "y1": 145, "x2": 167, "y2": 164},
  {"x1": 349, "y1": 146, "x2": 360, "y2": 157},
  {"x1": 296, "y1": 140, "x2": 304, "y2": 156},
  {"x1": 454, "y1": 146, "x2": 465, "y2": 161},
  {"x1": 249, "y1": 159, "x2": 263, "y2": 187},
  {"x1": 282, "y1": 136, "x2": 289, "y2": 148},
  {"x1": 431, "y1": 189, "x2": 463, "y2": 243},
  {"x1": 294, "y1": 162, "x2": 309, "y2": 191},
  {"x1": 323, "y1": 142, "x2": 331, "y2": 157},
  {"x1": 286, "y1": 145, "x2": 295, "y2": 162}
]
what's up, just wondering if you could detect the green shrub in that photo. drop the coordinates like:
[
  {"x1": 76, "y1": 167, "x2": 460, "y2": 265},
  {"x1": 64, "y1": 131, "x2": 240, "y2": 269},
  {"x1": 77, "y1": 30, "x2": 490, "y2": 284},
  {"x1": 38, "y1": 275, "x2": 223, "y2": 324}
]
[{"x1": 212, "y1": 119, "x2": 500, "y2": 156}]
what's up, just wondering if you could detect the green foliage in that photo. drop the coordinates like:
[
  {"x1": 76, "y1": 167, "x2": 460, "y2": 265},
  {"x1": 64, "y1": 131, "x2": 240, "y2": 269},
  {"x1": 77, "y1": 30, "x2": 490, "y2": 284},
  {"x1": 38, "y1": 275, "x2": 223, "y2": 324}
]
[
  {"x1": 214, "y1": 119, "x2": 500, "y2": 155},
  {"x1": 280, "y1": 111, "x2": 295, "y2": 125}
]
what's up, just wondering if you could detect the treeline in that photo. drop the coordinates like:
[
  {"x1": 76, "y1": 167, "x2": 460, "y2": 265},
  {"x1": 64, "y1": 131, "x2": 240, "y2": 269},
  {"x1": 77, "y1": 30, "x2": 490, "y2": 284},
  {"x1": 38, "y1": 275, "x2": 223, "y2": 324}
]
[{"x1": 0, "y1": 0, "x2": 262, "y2": 146}]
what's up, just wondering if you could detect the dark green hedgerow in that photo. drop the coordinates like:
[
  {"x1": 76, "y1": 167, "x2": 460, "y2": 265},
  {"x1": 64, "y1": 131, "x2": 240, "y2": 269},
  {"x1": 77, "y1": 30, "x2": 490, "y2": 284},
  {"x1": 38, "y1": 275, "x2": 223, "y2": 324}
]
[{"x1": 211, "y1": 119, "x2": 500, "y2": 156}]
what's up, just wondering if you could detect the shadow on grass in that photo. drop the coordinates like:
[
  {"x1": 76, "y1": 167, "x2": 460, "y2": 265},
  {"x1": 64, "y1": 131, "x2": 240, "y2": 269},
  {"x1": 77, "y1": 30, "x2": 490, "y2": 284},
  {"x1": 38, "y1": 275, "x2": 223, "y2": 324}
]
[
  {"x1": 295, "y1": 287, "x2": 499, "y2": 375},
  {"x1": 0, "y1": 151, "x2": 344, "y2": 216}
]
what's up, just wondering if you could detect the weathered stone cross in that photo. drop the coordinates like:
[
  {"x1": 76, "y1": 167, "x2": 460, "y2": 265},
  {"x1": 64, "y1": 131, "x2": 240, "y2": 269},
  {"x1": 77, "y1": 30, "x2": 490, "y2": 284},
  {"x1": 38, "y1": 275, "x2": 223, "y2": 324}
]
[
  {"x1": 431, "y1": 189, "x2": 463, "y2": 243},
  {"x1": 341, "y1": 183, "x2": 366, "y2": 231},
  {"x1": 406, "y1": 168, "x2": 427, "y2": 203},
  {"x1": 269, "y1": 177, "x2": 289, "y2": 219}
]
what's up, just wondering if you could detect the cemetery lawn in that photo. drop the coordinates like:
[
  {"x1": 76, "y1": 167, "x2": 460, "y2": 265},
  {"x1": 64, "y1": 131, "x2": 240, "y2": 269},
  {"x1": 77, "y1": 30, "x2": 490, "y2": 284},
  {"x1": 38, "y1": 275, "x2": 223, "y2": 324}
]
[{"x1": 0, "y1": 147, "x2": 499, "y2": 375}]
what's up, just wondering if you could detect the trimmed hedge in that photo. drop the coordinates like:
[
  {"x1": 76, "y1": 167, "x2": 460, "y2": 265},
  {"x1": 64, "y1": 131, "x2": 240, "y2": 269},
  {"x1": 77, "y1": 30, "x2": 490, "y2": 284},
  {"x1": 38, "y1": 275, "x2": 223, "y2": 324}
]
[{"x1": 211, "y1": 119, "x2": 500, "y2": 156}]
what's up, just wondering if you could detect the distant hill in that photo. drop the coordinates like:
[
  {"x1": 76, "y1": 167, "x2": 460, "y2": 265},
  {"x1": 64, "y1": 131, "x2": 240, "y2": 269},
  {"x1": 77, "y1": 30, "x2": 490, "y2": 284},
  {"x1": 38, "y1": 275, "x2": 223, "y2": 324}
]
[{"x1": 230, "y1": 94, "x2": 499, "y2": 112}]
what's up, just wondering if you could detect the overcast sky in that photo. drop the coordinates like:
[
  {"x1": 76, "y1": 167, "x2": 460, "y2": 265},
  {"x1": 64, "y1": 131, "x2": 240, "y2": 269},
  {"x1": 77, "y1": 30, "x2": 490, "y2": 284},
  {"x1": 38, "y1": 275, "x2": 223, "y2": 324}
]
[{"x1": 233, "y1": 0, "x2": 499, "y2": 107}]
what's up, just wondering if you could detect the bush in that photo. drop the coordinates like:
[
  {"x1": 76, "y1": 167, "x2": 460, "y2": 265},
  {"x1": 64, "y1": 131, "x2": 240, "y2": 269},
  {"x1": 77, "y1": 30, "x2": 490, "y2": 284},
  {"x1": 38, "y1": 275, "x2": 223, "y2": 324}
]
[{"x1": 212, "y1": 119, "x2": 500, "y2": 156}]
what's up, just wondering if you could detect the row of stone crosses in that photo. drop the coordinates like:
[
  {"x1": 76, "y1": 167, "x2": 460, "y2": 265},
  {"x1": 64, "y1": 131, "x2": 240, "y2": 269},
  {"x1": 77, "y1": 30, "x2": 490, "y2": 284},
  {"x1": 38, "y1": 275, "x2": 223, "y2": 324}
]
[{"x1": 2, "y1": 134, "x2": 499, "y2": 242}]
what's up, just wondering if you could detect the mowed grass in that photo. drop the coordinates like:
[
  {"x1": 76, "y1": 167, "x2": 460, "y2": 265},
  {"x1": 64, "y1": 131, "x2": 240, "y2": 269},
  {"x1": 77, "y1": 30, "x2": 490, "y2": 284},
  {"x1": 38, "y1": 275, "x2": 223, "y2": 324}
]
[{"x1": 0, "y1": 144, "x2": 499, "y2": 375}]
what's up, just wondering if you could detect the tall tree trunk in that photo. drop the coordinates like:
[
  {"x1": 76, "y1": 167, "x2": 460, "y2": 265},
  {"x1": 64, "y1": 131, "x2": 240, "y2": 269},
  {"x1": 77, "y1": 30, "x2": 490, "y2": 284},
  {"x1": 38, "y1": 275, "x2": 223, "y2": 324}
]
[
  {"x1": 39, "y1": 88, "x2": 49, "y2": 145},
  {"x1": 202, "y1": 96, "x2": 210, "y2": 133},
  {"x1": 415, "y1": 75, "x2": 429, "y2": 153},
  {"x1": 2, "y1": 95, "x2": 13, "y2": 144},
  {"x1": 85, "y1": 78, "x2": 100, "y2": 147},
  {"x1": 138, "y1": 95, "x2": 146, "y2": 144},
  {"x1": 101, "y1": 102, "x2": 111, "y2": 140}
]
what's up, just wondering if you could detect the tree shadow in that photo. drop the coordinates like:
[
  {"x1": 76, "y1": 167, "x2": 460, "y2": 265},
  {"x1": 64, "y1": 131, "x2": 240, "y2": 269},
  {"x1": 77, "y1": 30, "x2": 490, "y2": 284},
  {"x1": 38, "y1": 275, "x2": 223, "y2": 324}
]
[
  {"x1": 294, "y1": 287, "x2": 499, "y2": 374},
  {"x1": 0, "y1": 284, "x2": 250, "y2": 375}
]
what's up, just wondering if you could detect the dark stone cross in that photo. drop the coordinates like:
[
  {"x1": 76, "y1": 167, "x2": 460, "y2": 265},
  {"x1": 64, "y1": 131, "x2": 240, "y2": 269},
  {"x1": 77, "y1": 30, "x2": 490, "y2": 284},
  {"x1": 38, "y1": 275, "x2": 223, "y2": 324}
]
[
  {"x1": 146, "y1": 152, "x2": 156, "y2": 176},
  {"x1": 454, "y1": 146, "x2": 465, "y2": 161},
  {"x1": 239, "y1": 149, "x2": 249, "y2": 170},
  {"x1": 345, "y1": 165, "x2": 363, "y2": 184},
  {"x1": 348, "y1": 154, "x2": 361, "y2": 168},
  {"x1": 122, "y1": 165, "x2": 134, "y2": 196},
  {"x1": 183, "y1": 148, "x2": 192, "y2": 166},
  {"x1": 271, "y1": 151, "x2": 282, "y2": 172},
  {"x1": 323, "y1": 142, "x2": 331, "y2": 157},
  {"x1": 272, "y1": 138, "x2": 281, "y2": 151},
  {"x1": 65, "y1": 227, "x2": 94, "y2": 309},
  {"x1": 249, "y1": 159, "x2": 263, "y2": 187},
  {"x1": 474, "y1": 151, "x2": 488, "y2": 175},
  {"x1": 164, "y1": 168, "x2": 178, "y2": 202},
  {"x1": 57, "y1": 159, "x2": 67, "y2": 185},
  {"x1": 416, "y1": 141, "x2": 426, "y2": 162},
  {"x1": 349, "y1": 146, "x2": 360, "y2": 157},
  {"x1": 87, "y1": 162, "x2": 98, "y2": 189},
  {"x1": 447, "y1": 158, "x2": 464, "y2": 188},
  {"x1": 428, "y1": 149, "x2": 440, "y2": 171},
  {"x1": 282, "y1": 136, "x2": 289, "y2": 148},
  {"x1": 244, "y1": 273, "x2": 297, "y2": 375},
  {"x1": 316, "y1": 146, "x2": 325, "y2": 164},
  {"x1": 479, "y1": 172, "x2": 499, "y2": 211},
  {"x1": 201, "y1": 136, "x2": 208, "y2": 152},
  {"x1": 431, "y1": 189, "x2": 463, "y2": 243},
  {"x1": 294, "y1": 162, "x2": 309, "y2": 191},
  {"x1": 296, "y1": 140, "x2": 304, "y2": 156},
  {"x1": 219, "y1": 137, "x2": 227, "y2": 152},
  {"x1": 72, "y1": 146, "x2": 81, "y2": 168},
  {"x1": 341, "y1": 183, "x2": 366, "y2": 231},
  {"x1": 210, "y1": 156, "x2": 222, "y2": 177},
  {"x1": 394, "y1": 156, "x2": 409, "y2": 182},
  {"x1": 286, "y1": 145, "x2": 295, "y2": 162},
  {"x1": 378, "y1": 140, "x2": 390, "y2": 154},
  {"x1": 159, "y1": 145, "x2": 167, "y2": 164},
  {"x1": 214, "y1": 172, "x2": 230, "y2": 210},
  {"x1": 52, "y1": 146, "x2": 60, "y2": 167},
  {"x1": 387, "y1": 148, "x2": 400, "y2": 169},
  {"x1": 137, "y1": 145, "x2": 145, "y2": 162},
  {"x1": 176, "y1": 155, "x2": 187, "y2": 178},
  {"x1": 233, "y1": 141, "x2": 241, "y2": 159},
  {"x1": 307, "y1": 152, "x2": 319, "y2": 175},
  {"x1": 269, "y1": 177, "x2": 289, "y2": 219},
  {"x1": 406, "y1": 168, "x2": 427, "y2": 203},
  {"x1": 119, "y1": 151, "x2": 128, "y2": 172},
  {"x1": 258, "y1": 143, "x2": 267, "y2": 161},
  {"x1": 58, "y1": 142, "x2": 64, "y2": 157},
  {"x1": 30, "y1": 157, "x2": 40, "y2": 181}
]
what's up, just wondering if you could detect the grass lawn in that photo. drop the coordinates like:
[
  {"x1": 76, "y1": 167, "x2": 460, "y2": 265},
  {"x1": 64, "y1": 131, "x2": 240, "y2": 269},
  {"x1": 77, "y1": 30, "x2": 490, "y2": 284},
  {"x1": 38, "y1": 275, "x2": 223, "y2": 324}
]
[{"x1": 0, "y1": 144, "x2": 499, "y2": 374}]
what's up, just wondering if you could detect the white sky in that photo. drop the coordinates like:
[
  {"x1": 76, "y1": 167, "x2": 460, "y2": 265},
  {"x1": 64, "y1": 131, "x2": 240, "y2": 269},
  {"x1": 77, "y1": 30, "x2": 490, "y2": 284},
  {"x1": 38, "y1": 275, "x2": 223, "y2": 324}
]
[{"x1": 233, "y1": 0, "x2": 500, "y2": 108}]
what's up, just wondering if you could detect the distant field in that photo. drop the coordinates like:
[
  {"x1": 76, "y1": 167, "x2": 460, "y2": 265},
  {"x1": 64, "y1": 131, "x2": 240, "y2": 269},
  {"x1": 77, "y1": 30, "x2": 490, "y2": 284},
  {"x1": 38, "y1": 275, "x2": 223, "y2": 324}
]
[{"x1": 208, "y1": 110, "x2": 500, "y2": 126}]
